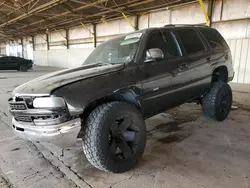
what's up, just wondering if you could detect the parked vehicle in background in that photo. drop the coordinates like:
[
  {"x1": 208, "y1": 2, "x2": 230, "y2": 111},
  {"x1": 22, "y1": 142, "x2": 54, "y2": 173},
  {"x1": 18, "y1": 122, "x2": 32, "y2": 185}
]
[
  {"x1": 9, "y1": 25, "x2": 234, "y2": 173},
  {"x1": 0, "y1": 56, "x2": 33, "y2": 72}
]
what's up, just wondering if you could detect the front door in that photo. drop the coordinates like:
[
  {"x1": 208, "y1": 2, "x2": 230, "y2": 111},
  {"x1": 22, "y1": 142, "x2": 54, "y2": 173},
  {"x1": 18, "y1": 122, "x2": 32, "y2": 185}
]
[{"x1": 141, "y1": 30, "x2": 192, "y2": 118}]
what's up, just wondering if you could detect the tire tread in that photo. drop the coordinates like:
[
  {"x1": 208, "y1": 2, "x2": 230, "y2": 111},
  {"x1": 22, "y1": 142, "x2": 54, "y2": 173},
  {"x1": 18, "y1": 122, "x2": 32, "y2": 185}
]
[
  {"x1": 202, "y1": 82, "x2": 232, "y2": 121},
  {"x1": 82, "y1": 101, "x2": 145, "y2": 172}
]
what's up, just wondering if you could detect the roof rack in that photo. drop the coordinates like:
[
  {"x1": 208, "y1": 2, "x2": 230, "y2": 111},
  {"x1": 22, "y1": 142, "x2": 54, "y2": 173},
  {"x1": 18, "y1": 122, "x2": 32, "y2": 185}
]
[{"x1": 164, "y1": 24, "x2": 208, "y2": 27}]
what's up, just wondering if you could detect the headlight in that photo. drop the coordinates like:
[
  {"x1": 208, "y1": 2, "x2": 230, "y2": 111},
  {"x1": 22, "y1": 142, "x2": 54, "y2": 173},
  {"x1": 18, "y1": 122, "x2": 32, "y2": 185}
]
[{"x1": 33, "y1": 97, "x2": 65, "y2": 108}]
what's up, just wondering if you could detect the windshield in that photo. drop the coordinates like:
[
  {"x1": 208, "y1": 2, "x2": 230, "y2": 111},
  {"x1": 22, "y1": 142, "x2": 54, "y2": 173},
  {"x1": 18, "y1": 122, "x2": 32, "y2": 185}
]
[{"x1": 83, "y1": 32, "x2": 143, "y2": 65}]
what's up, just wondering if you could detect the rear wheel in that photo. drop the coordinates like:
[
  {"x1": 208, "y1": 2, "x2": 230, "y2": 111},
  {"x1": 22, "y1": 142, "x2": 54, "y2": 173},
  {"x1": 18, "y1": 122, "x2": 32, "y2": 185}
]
[
  {"x1": 202, "y1": 82, "x2": 232, "y2": 121},
  {"x1": 82, "y1": 102, "x2": 146, "y2": 173},
  {"x1": 19, "y1": 64, "x2": 28, "y2": 72}
]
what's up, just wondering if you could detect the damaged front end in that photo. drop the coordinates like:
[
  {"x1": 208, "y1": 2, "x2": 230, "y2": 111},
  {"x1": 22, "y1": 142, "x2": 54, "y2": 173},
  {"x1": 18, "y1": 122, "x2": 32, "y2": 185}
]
[{"x1": 9, "y1": 95, "x2": 81, "y2": 147}]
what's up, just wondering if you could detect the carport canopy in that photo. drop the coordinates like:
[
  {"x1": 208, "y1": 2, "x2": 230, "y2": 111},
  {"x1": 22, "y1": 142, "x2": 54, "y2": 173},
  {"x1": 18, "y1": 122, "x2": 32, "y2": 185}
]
[{"x1": 0, "y1": 0, "x2": 203, "y2": 43}]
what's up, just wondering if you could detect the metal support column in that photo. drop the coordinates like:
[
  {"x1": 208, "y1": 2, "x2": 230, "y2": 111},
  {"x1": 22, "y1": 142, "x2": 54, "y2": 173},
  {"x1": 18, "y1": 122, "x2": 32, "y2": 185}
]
[
  {"x1": 65, "y1": 29, "x2": 69, "y2": 49},
  {"x1": 46, "y1": 33, "x2": 49, "y2": 50},
  {"x1": 21, "y1": 38, "x2": 24, "y2": 58},
  {"x1": 135, "y1": 15, "x2": 139, "y2": 30},
  {"x1": 93, "y1": 24, "x2": 97, "y2": 48},
  {"x1": 80, "y1": 22, "x2": 96, "y2": 48},
  {"x1": 207, "y1": 0, "x2": 215, "y2": 26},
  {"x1": 220, "y1": 0, "x2": 224, "y2": 21},
  {"x1": 198, "y1": 0, "x2": 211, "y2": 26},
  {"x1": 32, "y1": 36, "x2": 35, "y2": 51},
  {"x1": 122, "y1": 12, "x2": 136, "y2": 31}
]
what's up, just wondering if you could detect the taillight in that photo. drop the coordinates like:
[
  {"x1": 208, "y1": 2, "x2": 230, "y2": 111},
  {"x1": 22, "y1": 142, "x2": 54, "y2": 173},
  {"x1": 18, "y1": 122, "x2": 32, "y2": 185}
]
[
  {"x1": 225, "y1": 51, "x2": 232, "y2": 63},
  {"x1": 225, "y1": 54, "x2": 229, "y2": 61}
]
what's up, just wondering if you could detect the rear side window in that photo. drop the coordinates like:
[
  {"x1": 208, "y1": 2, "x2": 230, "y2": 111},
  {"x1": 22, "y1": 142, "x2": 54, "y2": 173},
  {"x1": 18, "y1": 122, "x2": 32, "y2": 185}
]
[
  {"x1": 175, "y1": 29, "x2": 205, "y2": 54},
  {"x1": 10, "y1": 57, "x2": 17, "y2": 61},
  {"x1": 0, "y1": 57, "x2": 10, "y2": 61},
  {"x1": 163, "y1": 31, "x2": 181, "y2": 58},
  {"x1": 199, "y1": 28, "x2": 228, "y2": 50}
]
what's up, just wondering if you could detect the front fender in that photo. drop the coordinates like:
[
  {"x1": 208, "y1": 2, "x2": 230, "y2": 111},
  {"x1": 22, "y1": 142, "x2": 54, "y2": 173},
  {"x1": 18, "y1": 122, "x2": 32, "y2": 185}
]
[{"x1": 52, "y1": 68, "x2": 142, "y2": 116}]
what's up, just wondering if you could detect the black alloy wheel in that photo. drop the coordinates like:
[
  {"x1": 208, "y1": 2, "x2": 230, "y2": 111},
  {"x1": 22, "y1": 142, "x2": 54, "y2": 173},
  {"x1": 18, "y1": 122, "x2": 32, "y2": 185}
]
[{"x1": 82, "y1": 102, "x2": 146, "y2": 173}]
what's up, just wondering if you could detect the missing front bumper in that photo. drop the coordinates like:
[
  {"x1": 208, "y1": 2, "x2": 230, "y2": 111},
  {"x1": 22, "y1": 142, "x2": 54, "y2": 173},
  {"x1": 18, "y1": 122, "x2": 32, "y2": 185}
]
[{"x1": 12, "y1": 117, "x2": 81, "y2": 148}]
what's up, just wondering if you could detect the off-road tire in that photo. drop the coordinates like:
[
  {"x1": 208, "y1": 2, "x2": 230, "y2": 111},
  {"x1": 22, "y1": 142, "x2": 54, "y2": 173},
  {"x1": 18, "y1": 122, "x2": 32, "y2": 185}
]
[
  {"x1": 19, "y1": 64, "x2": 28, "y2": 72},
  {"x1": 202, "y1": 82, "x2": 232, "y2": 121},
  {"x1": 82, "y1": 102, "x2": 146, "y2": 173}
]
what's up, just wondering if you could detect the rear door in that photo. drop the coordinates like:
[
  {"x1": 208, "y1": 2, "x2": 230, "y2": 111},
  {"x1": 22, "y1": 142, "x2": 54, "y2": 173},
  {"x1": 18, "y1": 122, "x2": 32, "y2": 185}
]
[
  {"x1": 9, "y1": 57, "x2": 20, "y2": 69},
  {"x1": 198, "y1": 28, "x2": 231, "y2": 81},
  {"x1": 0, "y1": 57, "x2": 10, "y2": 70},
  {"x1": 0, "y1": 57, "x2": 4, "y2": 69},
  {"x1": 174, "y1": 28, "x2": 212, "y2": 97}
]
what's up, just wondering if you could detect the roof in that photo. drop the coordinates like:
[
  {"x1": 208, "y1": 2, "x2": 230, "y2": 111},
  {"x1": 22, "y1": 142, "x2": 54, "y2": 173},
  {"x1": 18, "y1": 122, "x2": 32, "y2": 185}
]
[
  {"x1": 164, "y1": 24, "x2": 208, "y2": 28},
  {"x1": 0, "y1": 0, "x2": 196, "y2": 43}
]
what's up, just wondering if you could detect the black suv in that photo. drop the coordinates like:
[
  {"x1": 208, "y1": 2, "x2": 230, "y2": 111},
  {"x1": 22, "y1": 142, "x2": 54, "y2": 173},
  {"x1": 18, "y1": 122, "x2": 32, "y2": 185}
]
[
  {"x1": 9, "y1": 25, "x2": 234, "y2": 173},
  {"x1": 0, "y1": 56, "x2": 33, "y2": 72}
]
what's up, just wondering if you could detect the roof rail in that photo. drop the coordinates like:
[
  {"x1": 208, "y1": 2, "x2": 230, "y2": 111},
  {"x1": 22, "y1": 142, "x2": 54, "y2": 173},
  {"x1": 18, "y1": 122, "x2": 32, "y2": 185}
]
[{"x1": 164, "y1": 24, "x2": 208, "y2": 27}]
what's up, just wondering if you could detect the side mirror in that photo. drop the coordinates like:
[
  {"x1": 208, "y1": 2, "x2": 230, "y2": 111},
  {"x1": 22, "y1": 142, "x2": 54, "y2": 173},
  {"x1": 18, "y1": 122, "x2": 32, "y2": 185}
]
[{"x1": 145, "y1": 48, "x2": 164, "y2": 63}]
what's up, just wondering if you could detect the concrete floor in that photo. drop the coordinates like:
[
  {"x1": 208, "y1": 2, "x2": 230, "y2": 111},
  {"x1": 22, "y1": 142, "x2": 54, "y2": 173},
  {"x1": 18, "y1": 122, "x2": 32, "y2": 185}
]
[{"x1": 0, "y1": 67, "x2": 250, "y2": 188}]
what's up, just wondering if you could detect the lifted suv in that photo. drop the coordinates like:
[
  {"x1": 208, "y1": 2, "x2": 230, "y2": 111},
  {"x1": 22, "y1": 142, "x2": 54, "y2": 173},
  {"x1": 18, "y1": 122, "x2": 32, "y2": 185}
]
[{"x1": 9, "y1": 25, "x2": 234, "y2": 173}]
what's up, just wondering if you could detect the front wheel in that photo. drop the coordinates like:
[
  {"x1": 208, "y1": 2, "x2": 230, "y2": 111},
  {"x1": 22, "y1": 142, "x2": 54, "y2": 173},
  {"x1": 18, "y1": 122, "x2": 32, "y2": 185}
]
[
  {"x1": 202, "y1": 82, "x2": 232, "y2": 121},
  {"x1": 82, "y1": 102, "x2": 146, "y2": 173},
  {"x1": 19, "y1": 64, "x2": 28, "y2": 72}
]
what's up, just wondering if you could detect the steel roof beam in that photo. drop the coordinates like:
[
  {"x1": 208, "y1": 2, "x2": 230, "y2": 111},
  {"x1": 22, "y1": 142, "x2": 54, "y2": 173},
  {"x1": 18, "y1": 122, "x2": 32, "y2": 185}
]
[
  {"x1": 70, "y1": 0, "x2": 132, "y2": 15},
  {"x1": 16, "y1": 0, "x2": 107, "y2": 30},
  {"x1": 13, "y1": 5, "x2": 129, "y2": 35},
  {"x1": 0, "y1": 0, "x2": 68, "y2": 28},
  {"x1": 17, "y1": 0, "x2": 140, "y2": 31},
  {"x1": 0, "y1": 0, "x2": 35, "y2": 21},
  {"x1": 28, "y1": 0, "x2": 40, "y2": 12}
]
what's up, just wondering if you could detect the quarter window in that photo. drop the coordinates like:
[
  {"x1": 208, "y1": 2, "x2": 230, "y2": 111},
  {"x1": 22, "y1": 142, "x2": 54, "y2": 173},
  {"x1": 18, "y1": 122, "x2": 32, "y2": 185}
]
[
  {"x1": 199, "y1": 28, "x2": 228, "y2": 50},
  {"x1": 176, "y1": 29, "x2": 205, "y2": 54}
]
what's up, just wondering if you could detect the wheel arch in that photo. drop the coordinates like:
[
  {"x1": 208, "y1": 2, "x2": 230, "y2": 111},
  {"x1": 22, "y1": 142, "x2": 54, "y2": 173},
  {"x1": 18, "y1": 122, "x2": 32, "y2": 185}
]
[
  {"x1": 18, "y1": 63, "x2": 27, "y2": 69},
  {"x1": 80, "y1": 87, "x2": 142, "y2": 121},
  {"x1": 212, "y1": 65, "x2": 228, "y2": 83}
]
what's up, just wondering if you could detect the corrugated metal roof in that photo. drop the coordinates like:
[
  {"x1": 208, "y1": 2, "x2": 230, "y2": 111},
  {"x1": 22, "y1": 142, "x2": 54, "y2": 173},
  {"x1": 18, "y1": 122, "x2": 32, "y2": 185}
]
[{"x1": 0, "y1": 0, "x2": 196, "y2": 43}]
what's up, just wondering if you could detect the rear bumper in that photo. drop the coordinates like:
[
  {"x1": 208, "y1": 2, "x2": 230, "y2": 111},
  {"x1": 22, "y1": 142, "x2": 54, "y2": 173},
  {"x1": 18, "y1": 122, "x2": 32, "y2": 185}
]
[
  {"x1": 12, "y1": 117, "x2": 81, "y2": 148},
  {"x1": 226, "y1": 61, "x2": 234, "y2": 82},
  {"x1": 28, "y1": 63, "x2": 33, "y2": 69},
  {"x1": 228, "y1": 71, "x2": 234, "y2": 82}
]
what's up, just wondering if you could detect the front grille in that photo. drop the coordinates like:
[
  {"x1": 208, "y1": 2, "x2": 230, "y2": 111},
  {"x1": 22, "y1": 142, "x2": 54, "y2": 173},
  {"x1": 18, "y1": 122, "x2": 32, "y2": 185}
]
[
  {"x1": 9, "y1": 103, "x2": 27, "y2": 110},
  {"x1": 9, "y1": 96, "x2": 69, "y2": 125},
  {"x1": 15, "y1": 97, "x2": 34, "y2": 108},
  {"x1": 23, "y1": 97, "x2": 33, "y2": 108},
  {"x1": 15, "y1": 97, "x2": 24, "y2": 102},
  {"x1": 15, "y1": 116, "x2": 32, "y2": 122}
]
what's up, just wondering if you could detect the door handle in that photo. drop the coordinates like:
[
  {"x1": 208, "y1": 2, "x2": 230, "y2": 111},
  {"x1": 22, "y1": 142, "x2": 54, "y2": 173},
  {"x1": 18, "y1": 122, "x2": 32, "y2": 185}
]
[{"x1": 179, "y1": 63, "x2": 189, "y2": 70}]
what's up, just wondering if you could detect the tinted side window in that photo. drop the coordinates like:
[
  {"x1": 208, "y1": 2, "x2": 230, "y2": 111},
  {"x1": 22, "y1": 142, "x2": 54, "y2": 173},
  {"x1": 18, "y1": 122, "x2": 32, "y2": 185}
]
[
  {"x1": 0, "y1": 57, "x2": 9, "y2": 61},
  {"x1": 147, "y1": 31, "x2": 180, "y2": 59},
  {"x1": 199, "y1": 28, "x2": 228, "y2": 50},
  {"x1": 10, "y1": 57, "x2": 18, "y2": 61},
  {"x1": 163, "y1": 31, "x2": 180, "y2": 58},
  {"x1": 175, "y1": 29, "x2": 205, "y2": 54}
]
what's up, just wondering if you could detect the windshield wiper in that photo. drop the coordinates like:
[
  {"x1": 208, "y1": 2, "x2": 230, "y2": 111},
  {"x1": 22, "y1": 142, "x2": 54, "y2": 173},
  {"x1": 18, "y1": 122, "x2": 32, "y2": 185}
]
[{"x1": 96, "y1": 62, "x2": 112, "y2": 66}]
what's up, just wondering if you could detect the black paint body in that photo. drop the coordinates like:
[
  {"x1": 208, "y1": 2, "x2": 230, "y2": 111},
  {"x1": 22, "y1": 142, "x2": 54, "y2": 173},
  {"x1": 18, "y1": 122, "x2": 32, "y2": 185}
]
[
  {"x1": 0, "y1": 56, "x2": 33, "y2": 70},
  {"x1": 12, "y1": 26, "x2": 234, "y2": 119}
]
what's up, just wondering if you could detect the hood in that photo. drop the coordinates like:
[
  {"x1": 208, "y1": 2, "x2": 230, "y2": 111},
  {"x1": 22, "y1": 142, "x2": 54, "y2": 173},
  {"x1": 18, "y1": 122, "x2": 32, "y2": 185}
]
[{"x1": 13, "y1": 63, "x2": 124, "y2": 96}]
